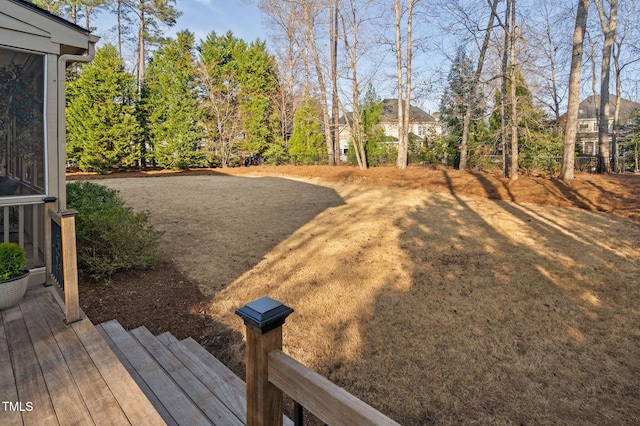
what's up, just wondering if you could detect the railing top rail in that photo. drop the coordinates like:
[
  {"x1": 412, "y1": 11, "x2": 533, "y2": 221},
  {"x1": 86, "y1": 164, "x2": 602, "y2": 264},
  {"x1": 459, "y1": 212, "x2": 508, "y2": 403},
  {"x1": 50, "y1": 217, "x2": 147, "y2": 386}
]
[
  {"x1": 268, "y1": 349, "x2": 400, "y2": 426},
  {"x1": 0, "y1": 198, "x2": 47, "y2": 206}
]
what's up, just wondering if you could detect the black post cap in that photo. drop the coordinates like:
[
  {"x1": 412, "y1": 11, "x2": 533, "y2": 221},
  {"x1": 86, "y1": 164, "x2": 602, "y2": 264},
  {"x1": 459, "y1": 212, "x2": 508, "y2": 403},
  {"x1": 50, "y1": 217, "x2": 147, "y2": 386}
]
[{"x1": 236, "y1": 297, "x2": 294, "y2": 334}]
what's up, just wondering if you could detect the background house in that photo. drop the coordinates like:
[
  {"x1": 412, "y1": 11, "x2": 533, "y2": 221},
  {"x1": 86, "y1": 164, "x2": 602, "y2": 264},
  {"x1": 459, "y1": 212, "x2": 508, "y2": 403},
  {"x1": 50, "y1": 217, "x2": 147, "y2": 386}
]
[
  {"x1": 339, "y1": 98, "x2": 441, "y2": 161},
  {"x1": 574, "y1": 95, "x2": 640, "y2": 155},
  {"x1": 1, "y1": 0, "x2": 98, "y2": 287}
]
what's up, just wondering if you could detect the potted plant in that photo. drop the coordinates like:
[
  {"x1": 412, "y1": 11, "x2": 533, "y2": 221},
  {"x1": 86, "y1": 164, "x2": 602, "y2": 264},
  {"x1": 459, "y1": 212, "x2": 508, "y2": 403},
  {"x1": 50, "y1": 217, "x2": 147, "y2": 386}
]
[{"x1": 0, "y1": 242, "x2": 30, "y2": 309}]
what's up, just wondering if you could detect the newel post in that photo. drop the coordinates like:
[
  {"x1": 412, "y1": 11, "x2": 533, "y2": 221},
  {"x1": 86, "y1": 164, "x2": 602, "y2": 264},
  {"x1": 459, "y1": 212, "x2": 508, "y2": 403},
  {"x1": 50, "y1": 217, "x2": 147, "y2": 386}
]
[{"x1": 236, "y1": 297, "x2": 294, "y2": 426}]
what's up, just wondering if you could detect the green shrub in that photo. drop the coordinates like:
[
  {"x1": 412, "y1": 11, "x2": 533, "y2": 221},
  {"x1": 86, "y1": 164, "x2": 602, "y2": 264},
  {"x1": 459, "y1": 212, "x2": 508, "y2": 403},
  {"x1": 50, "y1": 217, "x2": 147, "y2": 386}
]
[
  {"x1": 0, "y1": 242, "x2": 27, "y2": 281},
  {"x1": 67, "y1": 181, "x2": 163, "y2": 281}
]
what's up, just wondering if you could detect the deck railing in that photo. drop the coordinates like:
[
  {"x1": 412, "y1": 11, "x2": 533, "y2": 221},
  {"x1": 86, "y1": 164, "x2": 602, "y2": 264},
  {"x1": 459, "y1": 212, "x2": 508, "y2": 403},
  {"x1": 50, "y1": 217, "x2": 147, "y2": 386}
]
[
  {"x1": 237, "y1": 297, "x2": 399, "y2": 426},
  {"x1": 44, "y1": 197, "x2": 81, "y2": 324},
  {"x1": 1, "y1": 201, "x2": 46, "y2": 270}
]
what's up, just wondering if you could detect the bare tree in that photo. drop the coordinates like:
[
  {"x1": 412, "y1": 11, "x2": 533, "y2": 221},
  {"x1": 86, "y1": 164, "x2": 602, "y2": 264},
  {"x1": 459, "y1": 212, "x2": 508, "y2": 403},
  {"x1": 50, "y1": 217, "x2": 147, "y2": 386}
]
[
  {"x1": 457, "y1": 0, "x2": 500, "y2": 171},
  {"x1": 198, "y1": 63, "x2": 241, "y2": 167},
  {"x1": 258, "y1": 0, "x2": 307, "y2": 147},
  {"x1": 559, "y1": 0, "x2": 591, "y2": 181},
  {"x1": 340, "y1": 0, "x2": 380, "y2": 169},
  {"x1": 611, "y1": 0, "x2": 640, "y2": 172},
  {"x1": 298, "y1": 0, "x2": 337, "y2": 165},
  {"x1": 499, "y1": 0, "x2": 511, "y2": 177},
  {"x1": 394, "y1": 0, "x2": 416, "y2": 169},
  {"x1": 507, "y1": 0, "x2": 518, "y2": 180},
  {"x1": 533, "y1": 1, "x2": 572, "y2": 121},
  {"x1": 593, "y1": 0, "x2": 619, "y2": 174},
  {"x1": 330, "y1": 0, "x2": 340, "y2": 164}
]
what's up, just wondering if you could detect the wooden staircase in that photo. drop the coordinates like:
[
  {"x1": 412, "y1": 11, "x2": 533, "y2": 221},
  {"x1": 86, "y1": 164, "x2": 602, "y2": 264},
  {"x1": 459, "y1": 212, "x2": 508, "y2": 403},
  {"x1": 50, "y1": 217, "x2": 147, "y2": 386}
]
[{"x1": 96, "y1": 320, "x2": 292, "y2": 426}]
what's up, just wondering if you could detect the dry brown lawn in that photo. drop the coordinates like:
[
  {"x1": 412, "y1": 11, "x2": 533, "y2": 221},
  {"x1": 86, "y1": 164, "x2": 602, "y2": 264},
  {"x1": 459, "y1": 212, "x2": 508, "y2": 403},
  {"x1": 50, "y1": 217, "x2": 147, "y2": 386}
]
[{"x1": 79, "y1": 166, "x2": 640, "y2": 425}]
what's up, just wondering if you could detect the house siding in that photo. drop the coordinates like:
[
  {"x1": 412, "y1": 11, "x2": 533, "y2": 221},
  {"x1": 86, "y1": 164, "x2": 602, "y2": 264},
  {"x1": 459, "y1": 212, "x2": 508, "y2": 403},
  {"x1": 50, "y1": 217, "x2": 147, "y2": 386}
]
[{"x1": 338, "y1": 99, "x2": 442, "y2": 161}]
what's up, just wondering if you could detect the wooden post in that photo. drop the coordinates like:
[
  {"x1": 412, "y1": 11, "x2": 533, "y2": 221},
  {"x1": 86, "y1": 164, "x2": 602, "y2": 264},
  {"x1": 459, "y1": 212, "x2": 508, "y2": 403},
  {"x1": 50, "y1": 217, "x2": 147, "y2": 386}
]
[
  {"x1": 236, "y1": 297, "x2": 293, "y2": 426},
  {"x1": 45, "y1": 197, "x2": 81, "y2": 324},
  {"x1": 59, "y1": 210, "x2": 80, "y2": 324}
]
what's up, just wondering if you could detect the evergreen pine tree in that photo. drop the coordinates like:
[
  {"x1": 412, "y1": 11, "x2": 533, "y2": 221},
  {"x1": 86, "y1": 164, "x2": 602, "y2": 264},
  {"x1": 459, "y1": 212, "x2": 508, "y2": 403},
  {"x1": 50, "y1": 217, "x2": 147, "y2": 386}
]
[
  {"x1": 356, "y1": 85, "x2": 387, "y2": 166},
  {"x1": 440, "y1": 47, "x2": 486, "y2": 166},
  {"x1": 237, "y1": 40, "x2": 280, "y2": 156},
  {"x1": 288, "y1": 96, "x2": 325, "y2": 164},
  {"x1": 489, "y1": 69, "x2": 561, "y2": 172},
  {"x1": 66, "y1": 44, "x2": 139, "y2": 173},
  {"x1": 198, "y1": 32, "x2": 281, "y2": 165},
  {"x1": 143, "y1": 31, "x2": 202, "y2": 170}
]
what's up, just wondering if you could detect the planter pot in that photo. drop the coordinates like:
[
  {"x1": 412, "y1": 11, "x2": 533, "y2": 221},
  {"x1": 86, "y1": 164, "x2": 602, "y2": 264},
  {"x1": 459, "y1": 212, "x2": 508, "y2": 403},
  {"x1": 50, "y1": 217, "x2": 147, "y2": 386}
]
[{"x1": 0, "y1": 270, "x2": 30, "y2": 309}]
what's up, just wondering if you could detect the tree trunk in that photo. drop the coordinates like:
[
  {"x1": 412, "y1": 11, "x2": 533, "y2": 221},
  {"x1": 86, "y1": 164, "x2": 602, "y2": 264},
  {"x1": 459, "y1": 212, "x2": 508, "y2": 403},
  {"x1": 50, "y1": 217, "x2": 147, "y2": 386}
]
[
  {"x1": 303, "y1": 3, "x2": 334, "y2": 165},
  {"x1": 330, "y1": 0, "x2": 340, "y2": 165},
  {"x1": 117, "y1": 1, "x2": 123, "y2": 58},
  {"x1": 594, "y1": 0, "x2": 618, "y2": 174},
  {"x1": 400, "y1": 0, "x2": 414, "y2": 169},
  {"x1": 137, "y1": 0, "x2": 146, "y2": 90},
  {"x1": 612, "y1": 43, "x2": 622, "y2": 172},
  {"x1": 559, "y1": 0, "x2": 590, "y2": 181},
  {"x1": 508, "y1": 0, "x2": 518, "y2": 180},
  {"x1": 459, "y1": 0, "x2": 500, "y2": 171},
  {"x1": 395, "y1": 0, "x2": 406, "y2": 169},
  {"x1": 341, "y1": 0, "x2": 371, "y2": 170},
  {"x1": 394, "y1": 0, "x2": 415, "y2": 169},
  {"x1": 500, "y1": 0, "x2": 511, "y2": 178}
]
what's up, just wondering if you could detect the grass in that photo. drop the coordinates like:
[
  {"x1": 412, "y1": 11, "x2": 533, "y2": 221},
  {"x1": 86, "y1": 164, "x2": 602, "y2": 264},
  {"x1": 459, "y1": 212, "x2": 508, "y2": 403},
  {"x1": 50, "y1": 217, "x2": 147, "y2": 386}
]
[{"x1": 95, "y1": 171, "x2": 640, "y2": 425}]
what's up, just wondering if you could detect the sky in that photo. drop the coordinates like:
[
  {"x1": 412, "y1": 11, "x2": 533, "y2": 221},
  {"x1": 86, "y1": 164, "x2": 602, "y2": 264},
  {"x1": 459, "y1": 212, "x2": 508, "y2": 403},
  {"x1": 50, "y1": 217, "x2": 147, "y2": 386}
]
[
  {"x1": 171, "y1": 0, "x2": 269, "y2": 44},
  {"x1": 94, "y1": 0, "x2": 271, "y2": 49}
]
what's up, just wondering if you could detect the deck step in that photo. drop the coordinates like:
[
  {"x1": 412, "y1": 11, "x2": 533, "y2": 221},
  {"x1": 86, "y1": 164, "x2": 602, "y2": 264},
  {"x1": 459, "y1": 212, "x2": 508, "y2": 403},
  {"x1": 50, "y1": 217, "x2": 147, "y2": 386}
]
[
  {"x1": 130, "y1": 326, "x2": 244, "y2": 426},
  {"x1": 97, "y1": 320, "x2": 293, "y2": 426},
  {"x1": 157, "y1": 335, "x2": 248, "y2": 423},
  {"x1": 96, "y1": 320, "x2": 212, "y2": 425}
]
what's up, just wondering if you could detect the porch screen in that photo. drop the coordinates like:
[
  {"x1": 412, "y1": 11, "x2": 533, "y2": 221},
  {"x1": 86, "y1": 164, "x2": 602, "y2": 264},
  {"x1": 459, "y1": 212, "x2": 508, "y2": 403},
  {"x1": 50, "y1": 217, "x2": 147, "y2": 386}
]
[{"x1": 0, "y1": 47, "x2": 45, "y2": 198}]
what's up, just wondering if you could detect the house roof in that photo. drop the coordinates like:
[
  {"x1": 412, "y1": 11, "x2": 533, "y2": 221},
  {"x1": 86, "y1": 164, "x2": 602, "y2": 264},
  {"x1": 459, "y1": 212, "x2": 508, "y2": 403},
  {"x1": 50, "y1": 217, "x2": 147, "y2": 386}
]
[
  {"x1": 381, "y1": 99, "x2": 438, "y2": 123},
  {"x1": 339, "y1": 99, "x2": 438, "y2": 125},
  {"x1": 8, "y1": 0, "x2": 91, "y2": 35},
  {"x1": 2, "y1": 0, "x2": 98, "y2": 56},
  {"x1": 577, "y1": 95, "x2": 640, "y2": 120}
]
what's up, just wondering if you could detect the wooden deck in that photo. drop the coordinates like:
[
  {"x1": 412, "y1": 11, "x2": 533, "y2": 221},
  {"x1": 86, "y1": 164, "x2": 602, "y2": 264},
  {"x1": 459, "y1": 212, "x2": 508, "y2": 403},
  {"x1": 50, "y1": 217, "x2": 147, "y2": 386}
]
[
  {"x1": 1, "y1": 287, "x2": 292, "y2": 426},
  {"x1": 1, "y1": 287, "x2": 163, "y2": 425}
]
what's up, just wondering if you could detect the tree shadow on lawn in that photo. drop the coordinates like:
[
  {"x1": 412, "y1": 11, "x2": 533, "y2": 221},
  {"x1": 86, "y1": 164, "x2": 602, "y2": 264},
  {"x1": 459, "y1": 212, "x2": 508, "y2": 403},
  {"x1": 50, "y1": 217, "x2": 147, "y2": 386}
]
[
  {"x1": 192, "y1": 175, "x2": 638, "y2": 424},
  {"x1": 339, "y1": 179, "x2": 640, "y2": 425},
  {"x1": 87, "y1": 173, "x2": 640, "y2": 425}
]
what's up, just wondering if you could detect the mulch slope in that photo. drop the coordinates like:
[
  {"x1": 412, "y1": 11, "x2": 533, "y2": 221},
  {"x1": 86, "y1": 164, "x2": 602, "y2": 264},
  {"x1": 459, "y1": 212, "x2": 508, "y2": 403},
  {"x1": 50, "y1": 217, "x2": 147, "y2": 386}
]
[{"x1": 69, "y1": 165, "x2": 640, "y2": 224}]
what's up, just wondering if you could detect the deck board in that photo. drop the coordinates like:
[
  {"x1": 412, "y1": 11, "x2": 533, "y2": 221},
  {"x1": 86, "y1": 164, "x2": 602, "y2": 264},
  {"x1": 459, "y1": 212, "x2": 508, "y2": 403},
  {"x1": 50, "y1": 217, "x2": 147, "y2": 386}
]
[
  {"x1": 19, "y1": 296, "x2": 94, "y2": 425},
  {"x1": 2, "y1": 303, "x2": 58, "y2": 425},
  {"x1": 98, "y1": 320, "x2": 211, "y2": 425},
  {"x1": 35, "y1": 293, "x2": 130, "y2": 426},
  {"x1": 131, "y1": 326, "x2": 244, "y2": 426},
  {"x1": 1, "y1": 289, "x2": 165, "y2": 426},
  {"x1": 0, "y1": 306, "x2": 22, "y2": 426},
  {"x1": 162, "y1": 337, "x2": 248, "y2": 423}
]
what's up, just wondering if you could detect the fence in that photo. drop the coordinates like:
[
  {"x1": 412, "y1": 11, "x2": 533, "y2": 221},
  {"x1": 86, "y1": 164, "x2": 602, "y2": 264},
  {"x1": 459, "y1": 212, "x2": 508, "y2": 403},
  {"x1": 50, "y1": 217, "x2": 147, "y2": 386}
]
[
  {"x1": 270, "y1": 153, "x2": 619, "y2": 173},
  {"x1": 457, "y1": 155, "x2": 621, "y2": 174}
]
